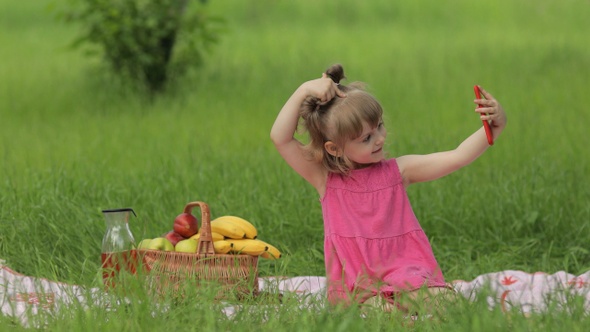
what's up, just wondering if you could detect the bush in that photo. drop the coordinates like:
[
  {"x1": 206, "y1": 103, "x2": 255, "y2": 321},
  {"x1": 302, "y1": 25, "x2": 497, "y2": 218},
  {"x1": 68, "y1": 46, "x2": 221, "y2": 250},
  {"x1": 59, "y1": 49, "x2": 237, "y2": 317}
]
[{"x1": 60, "y1": 0, "x2": 224, "y2": 93}]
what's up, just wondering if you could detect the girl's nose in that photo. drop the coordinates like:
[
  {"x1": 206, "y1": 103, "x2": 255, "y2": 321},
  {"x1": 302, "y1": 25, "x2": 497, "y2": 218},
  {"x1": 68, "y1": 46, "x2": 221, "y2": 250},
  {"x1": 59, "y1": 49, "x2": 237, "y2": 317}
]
[{"x1": 376, "y1": 132, "x2": 386, "y2": 146}]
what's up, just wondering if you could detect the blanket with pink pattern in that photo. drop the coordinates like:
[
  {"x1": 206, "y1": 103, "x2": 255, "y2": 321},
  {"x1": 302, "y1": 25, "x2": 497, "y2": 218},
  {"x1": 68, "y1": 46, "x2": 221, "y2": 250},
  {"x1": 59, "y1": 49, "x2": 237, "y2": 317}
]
[{"x1": 2, "y1": 259, "x2": 589, "y2": 327}]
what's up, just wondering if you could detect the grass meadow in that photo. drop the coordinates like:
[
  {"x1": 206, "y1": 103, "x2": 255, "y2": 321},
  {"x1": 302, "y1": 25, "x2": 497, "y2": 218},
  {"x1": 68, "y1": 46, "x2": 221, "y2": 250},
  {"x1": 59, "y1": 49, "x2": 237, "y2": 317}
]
[{"x1": 1, "y1": 0, "x2": 590, "y2": 330}]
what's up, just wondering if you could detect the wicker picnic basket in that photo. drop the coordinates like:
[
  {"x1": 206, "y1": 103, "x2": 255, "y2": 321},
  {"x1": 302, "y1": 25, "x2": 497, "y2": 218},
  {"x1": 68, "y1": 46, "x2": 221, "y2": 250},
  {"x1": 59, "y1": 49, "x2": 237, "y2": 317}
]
[{"x1": 137, "y1": 201, "x2": 259, "y2": 298}]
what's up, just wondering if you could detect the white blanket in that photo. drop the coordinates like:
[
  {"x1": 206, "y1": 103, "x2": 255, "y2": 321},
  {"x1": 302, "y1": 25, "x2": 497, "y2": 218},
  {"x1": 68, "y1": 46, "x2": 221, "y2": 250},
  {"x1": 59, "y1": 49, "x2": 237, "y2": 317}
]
[{"x1": 2, "y1": 259, "x2": 590, "y2": 327}]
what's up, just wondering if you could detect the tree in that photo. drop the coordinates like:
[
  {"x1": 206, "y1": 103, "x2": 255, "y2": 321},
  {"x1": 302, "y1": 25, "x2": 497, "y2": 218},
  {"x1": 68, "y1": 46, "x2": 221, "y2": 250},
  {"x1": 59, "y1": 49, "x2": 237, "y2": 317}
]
[{"x1": 61, "y1": 0, "x2": 224, "y2": 93}]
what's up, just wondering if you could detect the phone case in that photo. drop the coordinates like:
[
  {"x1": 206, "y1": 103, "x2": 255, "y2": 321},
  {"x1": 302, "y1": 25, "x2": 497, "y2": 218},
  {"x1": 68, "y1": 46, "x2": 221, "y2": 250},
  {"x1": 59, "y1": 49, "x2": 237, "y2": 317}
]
[{"x1": 474, "y1": 85, "x2": 494, "y2": 145}]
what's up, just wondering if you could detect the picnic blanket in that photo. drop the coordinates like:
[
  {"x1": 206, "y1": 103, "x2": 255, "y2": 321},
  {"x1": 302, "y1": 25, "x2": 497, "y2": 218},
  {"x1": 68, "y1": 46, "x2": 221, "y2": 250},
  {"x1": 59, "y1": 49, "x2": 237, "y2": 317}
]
[{"x1": 2, "y1": 258, "x2": 590, "y2": 327}]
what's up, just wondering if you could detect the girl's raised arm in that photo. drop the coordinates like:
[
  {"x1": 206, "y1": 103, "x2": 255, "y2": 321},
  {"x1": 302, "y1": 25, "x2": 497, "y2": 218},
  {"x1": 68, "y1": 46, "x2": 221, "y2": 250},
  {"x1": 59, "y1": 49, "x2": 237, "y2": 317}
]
[
  {"x1": 398, "y1": 87, "x2": 507, "y2": 186},
  {"x1": 271, "y1": 76, "x2": 345, "y2": 192}
]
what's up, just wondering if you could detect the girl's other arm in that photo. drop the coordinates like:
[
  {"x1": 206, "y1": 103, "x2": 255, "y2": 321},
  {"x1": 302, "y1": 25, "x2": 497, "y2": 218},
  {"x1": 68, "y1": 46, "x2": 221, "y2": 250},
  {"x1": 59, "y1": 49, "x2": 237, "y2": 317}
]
[
  {"x1": 270, "y1": 77, "x2": 345, "y2": 191},
  {"x1": 398, "y1": 86, "x2": 507, "y2": 186}
]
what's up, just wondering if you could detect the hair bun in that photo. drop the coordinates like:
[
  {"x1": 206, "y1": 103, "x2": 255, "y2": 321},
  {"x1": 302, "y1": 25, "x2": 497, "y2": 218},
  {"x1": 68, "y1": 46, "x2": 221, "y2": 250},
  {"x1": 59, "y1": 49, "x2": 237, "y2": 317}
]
[{"x1": 325, "y1": 64, "x2": 345, "y2": 84}]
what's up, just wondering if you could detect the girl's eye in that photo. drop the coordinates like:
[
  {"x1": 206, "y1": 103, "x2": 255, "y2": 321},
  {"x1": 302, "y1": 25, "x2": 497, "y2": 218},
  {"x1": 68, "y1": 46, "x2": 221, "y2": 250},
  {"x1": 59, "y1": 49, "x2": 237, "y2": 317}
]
[{"x1": 363, "y1": 135, "x2": 371, "y2": 142}]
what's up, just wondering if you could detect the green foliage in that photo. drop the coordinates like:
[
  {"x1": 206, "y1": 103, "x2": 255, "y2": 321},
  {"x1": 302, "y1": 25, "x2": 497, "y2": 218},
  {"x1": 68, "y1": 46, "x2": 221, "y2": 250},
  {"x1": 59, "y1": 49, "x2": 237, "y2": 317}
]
[{"x1": 60, "y1": 0, "x2": 224, "y2": 93}]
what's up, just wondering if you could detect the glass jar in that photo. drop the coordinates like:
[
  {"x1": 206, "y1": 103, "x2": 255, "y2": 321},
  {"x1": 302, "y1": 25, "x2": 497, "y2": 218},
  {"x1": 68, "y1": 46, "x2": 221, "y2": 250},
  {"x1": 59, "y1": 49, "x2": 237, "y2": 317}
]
[{"x1": 101, "y1": 208, "x2": 138, "y2": 290}]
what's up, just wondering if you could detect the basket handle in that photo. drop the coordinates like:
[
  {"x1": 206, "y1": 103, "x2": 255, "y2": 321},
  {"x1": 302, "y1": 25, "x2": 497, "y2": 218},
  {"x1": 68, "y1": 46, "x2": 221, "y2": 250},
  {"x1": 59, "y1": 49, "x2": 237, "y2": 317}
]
[{"x1": 183, "y1": 201, "x2": 215, "y2": 256}]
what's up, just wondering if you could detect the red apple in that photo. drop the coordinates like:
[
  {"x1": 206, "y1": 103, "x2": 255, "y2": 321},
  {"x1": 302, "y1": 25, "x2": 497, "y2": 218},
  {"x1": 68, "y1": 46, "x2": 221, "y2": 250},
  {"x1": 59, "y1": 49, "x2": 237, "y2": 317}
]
[
  {"x1": 163, "y1": 230, "x2": 185, "y2": 246},
  {"x1": 173, "y1": 213, "x2": 199, "y2": 238}
]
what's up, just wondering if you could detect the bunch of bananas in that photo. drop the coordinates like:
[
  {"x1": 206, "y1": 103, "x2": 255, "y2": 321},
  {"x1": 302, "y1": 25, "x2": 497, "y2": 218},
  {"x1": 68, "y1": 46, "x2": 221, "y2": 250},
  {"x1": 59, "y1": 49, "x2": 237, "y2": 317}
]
[{"x1": 190, "y1": 216, "x2": 282, "y2": 260}]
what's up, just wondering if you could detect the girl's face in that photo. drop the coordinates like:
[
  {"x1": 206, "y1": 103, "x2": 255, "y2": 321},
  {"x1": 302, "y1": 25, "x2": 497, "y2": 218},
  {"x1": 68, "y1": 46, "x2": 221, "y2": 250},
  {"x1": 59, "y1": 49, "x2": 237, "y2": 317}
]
[{"x1": 343, "y1": 119, "x2": 387, "y2": 167}]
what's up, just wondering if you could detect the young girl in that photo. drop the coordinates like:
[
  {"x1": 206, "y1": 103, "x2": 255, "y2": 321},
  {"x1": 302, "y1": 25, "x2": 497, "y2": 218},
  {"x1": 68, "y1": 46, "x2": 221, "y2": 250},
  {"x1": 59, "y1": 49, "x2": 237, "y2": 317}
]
[{"x1": 270, "y1": 64, "x2": 507, "y2": 314}]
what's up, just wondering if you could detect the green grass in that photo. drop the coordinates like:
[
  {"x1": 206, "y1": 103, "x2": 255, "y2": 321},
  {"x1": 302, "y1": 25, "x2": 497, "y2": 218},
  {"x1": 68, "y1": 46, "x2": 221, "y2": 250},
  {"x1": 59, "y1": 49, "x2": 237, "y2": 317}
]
[{"x1": 1, "y1": 0, "x2": 590, "y2": 330}]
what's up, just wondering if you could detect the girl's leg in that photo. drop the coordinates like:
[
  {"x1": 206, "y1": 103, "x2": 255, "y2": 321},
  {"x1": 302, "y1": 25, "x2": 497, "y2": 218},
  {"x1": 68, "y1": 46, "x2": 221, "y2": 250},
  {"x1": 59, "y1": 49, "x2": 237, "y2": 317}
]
[
  {"x1": 397, "y1": 285, "x2": 458, "y2": 317},
  {"x1": 362, "y1": 295, "x2": 401, "y2": 313}
]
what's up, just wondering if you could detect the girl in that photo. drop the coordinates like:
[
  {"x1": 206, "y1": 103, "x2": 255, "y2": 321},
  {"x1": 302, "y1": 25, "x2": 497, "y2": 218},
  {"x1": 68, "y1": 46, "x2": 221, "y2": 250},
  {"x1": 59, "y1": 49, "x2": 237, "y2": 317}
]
[{"x1": 270, "y1": 64, "x2": 507, "y2": 314}]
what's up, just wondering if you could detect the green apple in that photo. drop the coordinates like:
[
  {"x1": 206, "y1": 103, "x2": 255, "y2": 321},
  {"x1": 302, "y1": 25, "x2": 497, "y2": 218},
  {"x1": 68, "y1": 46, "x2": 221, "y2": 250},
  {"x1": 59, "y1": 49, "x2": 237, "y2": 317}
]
[
  {"x1": 175, "y1": 239, "x2": 198, "y2": 253},
  {"x1": 147, "y1": 237, "x2": 175, "y2": 251},
  {"x1": 137, "y1": 239, "x2": 152, "y2": 249}
]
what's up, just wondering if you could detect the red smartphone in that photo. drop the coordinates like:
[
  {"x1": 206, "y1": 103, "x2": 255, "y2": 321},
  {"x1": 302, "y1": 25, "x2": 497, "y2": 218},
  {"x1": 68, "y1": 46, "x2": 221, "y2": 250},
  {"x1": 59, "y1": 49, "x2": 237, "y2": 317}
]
[{"x1": 474, "y1": 85, "x2": 494, "y2": 145}]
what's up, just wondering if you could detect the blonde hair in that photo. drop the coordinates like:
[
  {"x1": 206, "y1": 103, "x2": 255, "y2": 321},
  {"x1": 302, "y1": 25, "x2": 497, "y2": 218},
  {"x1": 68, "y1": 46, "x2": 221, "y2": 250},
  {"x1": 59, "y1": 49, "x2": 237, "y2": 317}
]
[{"x1": 299, "y1": 64, "x2": 383, "y2": 175}]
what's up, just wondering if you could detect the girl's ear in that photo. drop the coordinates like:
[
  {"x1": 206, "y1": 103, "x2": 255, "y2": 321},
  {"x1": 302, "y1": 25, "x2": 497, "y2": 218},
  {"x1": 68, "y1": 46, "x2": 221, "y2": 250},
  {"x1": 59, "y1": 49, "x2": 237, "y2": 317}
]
[{"x1": 324, "y1": 141, "x2": 343, "y2": 157}]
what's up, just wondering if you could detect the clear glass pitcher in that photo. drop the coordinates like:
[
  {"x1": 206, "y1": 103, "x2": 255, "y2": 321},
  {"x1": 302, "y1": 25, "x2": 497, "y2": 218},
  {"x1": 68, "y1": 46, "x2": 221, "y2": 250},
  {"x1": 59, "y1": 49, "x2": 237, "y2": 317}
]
[
  {"x1": 101, "y1": 208, "x2": 138, "y2": 290},
  {"x1": 102, "y1": 208, "x2": 137, "y2": 253}
]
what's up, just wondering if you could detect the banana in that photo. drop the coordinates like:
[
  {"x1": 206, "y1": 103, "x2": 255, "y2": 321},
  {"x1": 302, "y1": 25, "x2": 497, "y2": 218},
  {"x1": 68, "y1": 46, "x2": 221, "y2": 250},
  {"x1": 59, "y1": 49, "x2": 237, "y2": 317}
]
[
  {"x1": 213, "y1": 240, "x2": 232, "y2": 254},
  {"x1": 226, "y1": 239, "x2": 267, "y2": 256},
  {"x1": 213, "y1": 216, "x2": 258, "y2": 239},
  {"x1": 210, "y1": 218, "x2": 246, "y2": 239},
  {"x1": 258, "y1": 240, "x2": 281, "y2": 260},
  {"x1": 189, "y1": 231, "x2": 225, "y2": 242}
]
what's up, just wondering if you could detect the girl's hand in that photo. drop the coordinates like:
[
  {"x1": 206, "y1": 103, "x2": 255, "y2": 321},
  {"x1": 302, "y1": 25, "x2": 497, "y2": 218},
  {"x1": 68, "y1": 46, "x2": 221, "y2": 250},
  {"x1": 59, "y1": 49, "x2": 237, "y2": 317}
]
[
  {"x1": 302, "y1": 74, "x2": 346, "y2": 104},
  {"x1": 474, "y1": 86, "x2": 507, "y2": 128}
]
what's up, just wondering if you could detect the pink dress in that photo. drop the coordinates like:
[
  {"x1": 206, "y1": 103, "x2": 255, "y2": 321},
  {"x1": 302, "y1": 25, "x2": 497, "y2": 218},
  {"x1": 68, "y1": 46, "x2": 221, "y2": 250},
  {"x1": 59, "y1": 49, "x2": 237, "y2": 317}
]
[{"x1": 320, "y1": 158, "x2": 446, "y2": 305}]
